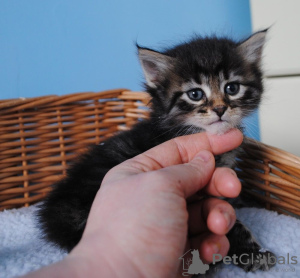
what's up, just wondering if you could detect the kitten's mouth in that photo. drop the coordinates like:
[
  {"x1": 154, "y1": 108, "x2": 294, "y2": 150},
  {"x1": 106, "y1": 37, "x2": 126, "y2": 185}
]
[
  {"x1": 205, "y1": 119, "x2": 232, "y2": 135},
  {"x1": 210, "y1": 119, "x2": 227, "y2": 125}
]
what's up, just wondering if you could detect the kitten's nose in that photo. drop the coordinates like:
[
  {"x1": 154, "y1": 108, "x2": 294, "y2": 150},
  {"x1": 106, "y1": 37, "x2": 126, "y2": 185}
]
[{"x1": 213, "y1": 106, "x2": 227, "y2": 117}]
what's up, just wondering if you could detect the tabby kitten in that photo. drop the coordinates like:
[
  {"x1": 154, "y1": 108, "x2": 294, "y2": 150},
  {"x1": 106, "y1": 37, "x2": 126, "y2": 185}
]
[{"x1": 38, "y1": 30, "x2": 275, "y2": 272}]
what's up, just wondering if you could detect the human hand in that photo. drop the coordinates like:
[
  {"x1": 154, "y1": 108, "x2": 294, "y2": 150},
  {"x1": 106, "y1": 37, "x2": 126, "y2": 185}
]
[
  {"x1": 69, "y1": 129, "x2": 243, "y2": 277},
  {"x1": 25, "y1": 129, "x2": 243, "y2": 278}
]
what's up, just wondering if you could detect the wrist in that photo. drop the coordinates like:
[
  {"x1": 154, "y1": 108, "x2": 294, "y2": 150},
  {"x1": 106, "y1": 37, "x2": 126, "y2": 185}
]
[{"x1": 68, "y1": 237, "x2": 144, "y2": 278}]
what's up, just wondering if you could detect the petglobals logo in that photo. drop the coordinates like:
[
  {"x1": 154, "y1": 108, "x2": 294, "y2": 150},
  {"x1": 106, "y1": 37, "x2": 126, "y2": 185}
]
[
  {"x1": 179, "y1": 249, "x2": 298, "y2": 276},
  {"x1": 179, "y1": 249, "x2": 210, "y2": 276},
  {"x1": 212, "y1": 252, "x2": 297, "y2": 268}
]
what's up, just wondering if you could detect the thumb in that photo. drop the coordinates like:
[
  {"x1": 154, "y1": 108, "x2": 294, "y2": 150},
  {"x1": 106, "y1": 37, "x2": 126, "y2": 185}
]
[{"x1": 153, "y1": 149, "x2": 215, "y2": 198}]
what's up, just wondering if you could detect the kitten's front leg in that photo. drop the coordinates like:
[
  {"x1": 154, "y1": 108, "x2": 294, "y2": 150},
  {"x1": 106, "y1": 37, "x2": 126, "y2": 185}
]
[{"x1": 227, "y1": 220, "x2": 276, "y2": 272}]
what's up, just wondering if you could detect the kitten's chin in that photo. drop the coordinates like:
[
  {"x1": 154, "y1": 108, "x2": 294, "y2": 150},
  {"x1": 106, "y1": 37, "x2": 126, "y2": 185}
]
[{"x1": 204, "y1": 121, "x2": 233, "y2": 135}]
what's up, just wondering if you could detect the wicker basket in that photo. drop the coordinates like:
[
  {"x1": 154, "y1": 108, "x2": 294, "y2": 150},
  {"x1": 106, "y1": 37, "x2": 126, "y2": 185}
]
[
  {"x1": 0, "y1": 89, "x2": 299, "y2": 217},
  {"x1": 0, "y1": 89, "x2": 150, "y2": 210},
  {"x1": 237, "y1": 138, "x2": 300, "y2": 217}
]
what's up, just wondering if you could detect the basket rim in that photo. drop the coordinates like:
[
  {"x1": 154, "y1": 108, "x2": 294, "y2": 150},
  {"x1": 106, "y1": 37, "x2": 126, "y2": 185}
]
[
  {"x1": 244, "y1": 137, "x2": 300, "y2": 168},
  {"x1": 0, "y1": 88, "x2": 139, "y2": 111}
]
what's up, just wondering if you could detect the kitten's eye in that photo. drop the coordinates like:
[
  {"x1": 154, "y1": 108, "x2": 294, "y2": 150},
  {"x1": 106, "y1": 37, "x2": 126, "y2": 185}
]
[
  {"x1": 224, "y1": 83, "x2": 240, "y2": 96},
  {"x1": 186, "y1": 89, "x2": 204, "y2": 101}
]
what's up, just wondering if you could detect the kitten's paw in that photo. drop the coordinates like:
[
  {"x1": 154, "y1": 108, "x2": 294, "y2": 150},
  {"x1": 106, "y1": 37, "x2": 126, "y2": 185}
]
[
  {"x1": 241, "y1": 250, "x2": 276, "y2": 272},
  {"x1": 227, "y1": 220, "x2": 276, "y2": 272}
]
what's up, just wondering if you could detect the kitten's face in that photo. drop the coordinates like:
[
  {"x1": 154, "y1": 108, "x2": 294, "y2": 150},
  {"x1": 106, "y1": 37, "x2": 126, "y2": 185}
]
[
  {"x1": 139, "y1": 31, "x2": 266, "y2": 134},
  {"x1": 166, "y1": 73, "x2": 253, "y2": 134}
]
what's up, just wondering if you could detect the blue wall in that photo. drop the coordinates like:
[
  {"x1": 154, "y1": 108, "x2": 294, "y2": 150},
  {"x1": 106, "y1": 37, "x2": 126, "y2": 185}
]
[{"x1": 0, "y1": 0, "x2": 259, "y2": 139}]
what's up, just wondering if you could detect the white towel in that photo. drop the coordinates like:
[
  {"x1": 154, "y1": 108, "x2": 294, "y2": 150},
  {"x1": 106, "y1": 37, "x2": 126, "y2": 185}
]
[
  {"x1": 0, "y1": 205, "x2": 66, "y2": 278},
  {"x1": 0, "y1": 205, "x2": 299, "y2": 278}
]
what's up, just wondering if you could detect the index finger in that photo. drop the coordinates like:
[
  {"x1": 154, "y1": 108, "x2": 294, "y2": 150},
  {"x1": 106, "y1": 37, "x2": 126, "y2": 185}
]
[
  {"x1": 133, "y1": 129, "x2": 243, "y2": 171},
  {"x1": 103, "y1": 129, "x2": 243, "y2": 183}
]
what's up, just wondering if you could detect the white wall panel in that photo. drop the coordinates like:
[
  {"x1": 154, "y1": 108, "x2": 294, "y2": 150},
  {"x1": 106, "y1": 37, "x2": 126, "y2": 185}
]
[
  {"x1": 251, "y1": 0, "x2": 300, "y2": 155},
  {"x1": 259, "y1": 77, "x2": 300, "y2": 156},
  {"x1": 251, "y1": 0, "x2": 300, "y2": 76}
]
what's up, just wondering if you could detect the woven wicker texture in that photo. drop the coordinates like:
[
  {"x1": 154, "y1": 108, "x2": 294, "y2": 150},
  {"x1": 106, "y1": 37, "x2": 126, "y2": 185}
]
[
  {"x1": 0, "y1": 89, "x2": 150, "y2": 210},
  {"x1": 0, "y1": 89, "x2": 299, "y2": 216},
  {"x1": 237, "y1": 138, "x2": 300, "y2": 217}
]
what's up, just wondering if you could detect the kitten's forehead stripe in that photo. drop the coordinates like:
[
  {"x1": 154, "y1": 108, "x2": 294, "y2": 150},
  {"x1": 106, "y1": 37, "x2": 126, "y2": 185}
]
[
  {"x1": 182, "y1": 80, "x2": 201, "y2": 92},
  {"x1": 200, "y1": 74, "x2": 209, "y2": 85},
  {"x1": 193, "y1": 71, "x2": 201, "y2": 84},
  {"x1": 209, "y1": 76, "x2": 220, "y2": 95}
]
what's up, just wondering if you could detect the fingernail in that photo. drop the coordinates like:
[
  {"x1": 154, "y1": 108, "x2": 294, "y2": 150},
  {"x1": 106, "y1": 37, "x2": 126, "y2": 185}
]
[
  {"x1": 196, "y1": 150, "x2": 211, "y2": 162},
  {"x1": 230, "y1": 169, "x2": 237, "y2": 177},
  {"x1": 211, "y1": 242, "x2": 220, "y2": 254},
  {"x1": 223, "y1": 211, "x2": 233, "y2": 230}
]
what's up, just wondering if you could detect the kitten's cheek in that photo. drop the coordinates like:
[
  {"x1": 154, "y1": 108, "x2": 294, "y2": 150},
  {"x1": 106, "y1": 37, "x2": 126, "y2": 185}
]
[{"x1": 205, "y1": 168, "x2": 241, "y2": 198}]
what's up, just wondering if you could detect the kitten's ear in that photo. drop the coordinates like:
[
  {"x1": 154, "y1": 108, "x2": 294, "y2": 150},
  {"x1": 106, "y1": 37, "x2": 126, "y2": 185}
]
[
  {"x1": 238, "y1": 29, "x2": 268, "y2": 64},
  {"x1": 138, "y1": 47, "x2": 175, "y2": 88}
]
